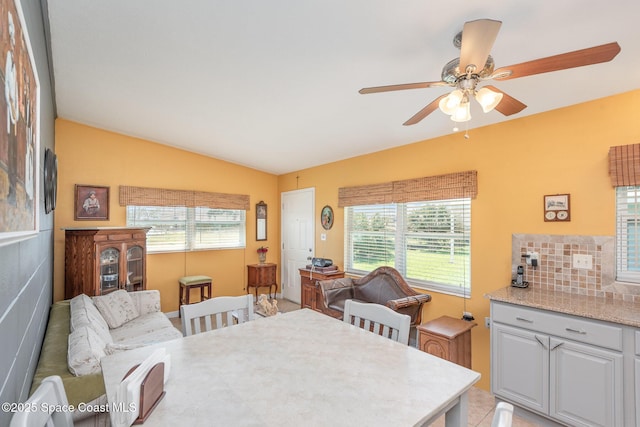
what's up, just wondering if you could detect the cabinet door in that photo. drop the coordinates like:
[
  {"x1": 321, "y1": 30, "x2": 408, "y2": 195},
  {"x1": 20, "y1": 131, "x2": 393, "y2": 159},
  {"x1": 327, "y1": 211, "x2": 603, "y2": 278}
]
[
  {"x1": 550, "y1": 338, "x2": 623, "y2": 427},
  {"x1": 99, "y1": 246, "x2": 121, "y2": 294},
  {"x1": 491, "y1": 323, "x2": 549, "y2": 414},
  {"x1": 301, "y1": 283, "x2": 315, "y2": 310},
  {"x1": 125, "y1": 244, "x2": 145, "y2": 292}
]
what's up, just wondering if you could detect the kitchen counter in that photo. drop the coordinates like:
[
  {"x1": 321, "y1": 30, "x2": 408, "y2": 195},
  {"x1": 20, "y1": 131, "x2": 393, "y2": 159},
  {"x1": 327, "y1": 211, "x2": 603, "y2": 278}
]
[{"x1": 486, "y1": 286, "x2": 640, "y2": 328}]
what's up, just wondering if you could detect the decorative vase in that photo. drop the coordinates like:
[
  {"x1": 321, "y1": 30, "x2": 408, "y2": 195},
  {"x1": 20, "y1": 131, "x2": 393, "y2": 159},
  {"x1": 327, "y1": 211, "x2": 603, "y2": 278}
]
[{"x1": 258, "y1": 252, "x2": 266, "y2": 264}]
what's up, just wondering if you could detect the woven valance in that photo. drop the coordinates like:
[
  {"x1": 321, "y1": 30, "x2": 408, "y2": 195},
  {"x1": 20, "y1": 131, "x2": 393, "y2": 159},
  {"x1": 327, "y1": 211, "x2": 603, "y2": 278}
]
[
  {"x1": 609, "y1": 143, "x2": 640, "y2": 187},
  {"x1": 338, "y1": 170, "x2": 477, "y2": 207},
  {"x1": 119, "y1": 186, "x2": 250, "y2": 210},
  {"x1": 338, "y1": 183, "x2": 393, "y2": 207}
]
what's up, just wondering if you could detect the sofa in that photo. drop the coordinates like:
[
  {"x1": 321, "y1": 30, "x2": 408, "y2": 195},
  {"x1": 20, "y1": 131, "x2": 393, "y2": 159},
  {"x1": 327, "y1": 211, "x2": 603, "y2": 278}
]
[
  {"x1": 318, "y1": 266, "x2": 431, "y2": 326},
  {"x1": 30, "y1": 290, "x2": 182, "y2": 415}
]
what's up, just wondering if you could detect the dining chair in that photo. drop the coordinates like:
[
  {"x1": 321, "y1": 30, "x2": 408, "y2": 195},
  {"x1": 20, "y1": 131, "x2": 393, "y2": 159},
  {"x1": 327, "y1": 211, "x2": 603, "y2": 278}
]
[
  {"x1": 491, "y1": 401, "x2": 514, "y2": 427},
  {"x1": 343, "y1": 299, "x2": 411, "y2": 345},
  {"x1": 180, "y1": 294, "x2": 255, "y2": 336},
  {"x1": 10, "y1": 375, "x2": 74, "y2": 427}
]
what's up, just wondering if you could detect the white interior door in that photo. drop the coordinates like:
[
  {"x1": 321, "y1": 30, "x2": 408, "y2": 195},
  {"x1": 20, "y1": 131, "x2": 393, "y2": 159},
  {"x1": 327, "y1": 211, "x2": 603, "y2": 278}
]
[{"x1": 281, "y1": 188, "x2": 314, "y2": 303}]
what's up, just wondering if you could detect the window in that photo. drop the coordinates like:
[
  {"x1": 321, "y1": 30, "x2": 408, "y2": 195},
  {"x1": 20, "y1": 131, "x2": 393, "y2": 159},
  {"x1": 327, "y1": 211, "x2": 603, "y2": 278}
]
[
  {"x1": 615, "y1": 186, "x2": 640, "y2": 283},
  {"x1": 344, "y1": 198, "x2": 470, "y2": 296},
  {"x1": 127, "y1": 206, "x2": 246, "y2": 253}
]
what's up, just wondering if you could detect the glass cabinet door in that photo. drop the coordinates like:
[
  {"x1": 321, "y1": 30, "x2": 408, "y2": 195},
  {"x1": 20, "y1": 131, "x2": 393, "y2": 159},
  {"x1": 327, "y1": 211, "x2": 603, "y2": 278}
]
[
  {"x1": 126, "y1": 245, "x2": 144, "y2": 292},
  {"x1": 100, "y1": 247, "x2": 120, "y2": 294}
]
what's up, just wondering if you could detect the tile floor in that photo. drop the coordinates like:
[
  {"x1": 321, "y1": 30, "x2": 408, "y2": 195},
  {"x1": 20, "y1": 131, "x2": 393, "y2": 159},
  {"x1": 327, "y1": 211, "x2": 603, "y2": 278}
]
[{"x1": 171, "y1": 298, "x2": 544, "y2": 426}]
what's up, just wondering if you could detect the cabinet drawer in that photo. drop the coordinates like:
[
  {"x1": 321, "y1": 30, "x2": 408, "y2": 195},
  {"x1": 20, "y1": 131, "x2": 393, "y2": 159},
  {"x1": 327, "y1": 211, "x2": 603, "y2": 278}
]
[{"x1": 492, "y1": 301, "x2": 623, "y2": 351}]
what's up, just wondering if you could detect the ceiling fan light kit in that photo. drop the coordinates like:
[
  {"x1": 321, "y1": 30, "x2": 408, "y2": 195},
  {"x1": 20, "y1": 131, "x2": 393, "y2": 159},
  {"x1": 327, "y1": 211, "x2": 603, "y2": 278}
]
[
  {"x1": 359, "y1": 18, "x2": 621, "y2": 129},
  {"x1": 475, "y1": 87, "x2": 504, "y2": 113}
]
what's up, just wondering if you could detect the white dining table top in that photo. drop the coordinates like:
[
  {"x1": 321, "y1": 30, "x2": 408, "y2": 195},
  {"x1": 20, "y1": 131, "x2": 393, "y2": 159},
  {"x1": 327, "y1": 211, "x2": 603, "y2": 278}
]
[{"x1": 101, "y1": 308, "x2": 480, "y2": 426}]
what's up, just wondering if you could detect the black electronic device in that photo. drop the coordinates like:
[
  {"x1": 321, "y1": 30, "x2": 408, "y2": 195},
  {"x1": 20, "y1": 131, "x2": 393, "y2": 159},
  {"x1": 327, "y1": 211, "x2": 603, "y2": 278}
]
[
  {"x1": 312, "y1": 257, "x2": 333, "y2": 268},
  {"x1": 511, "y1": 265, "x2": 529, "y2": 288}
]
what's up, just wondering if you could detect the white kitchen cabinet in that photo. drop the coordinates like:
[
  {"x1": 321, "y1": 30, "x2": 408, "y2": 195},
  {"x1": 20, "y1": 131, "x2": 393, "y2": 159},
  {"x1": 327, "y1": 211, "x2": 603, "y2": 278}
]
[
  {"x1": 491, "y1": 300, "x2": 626, "y2": 427},
  {"x1": 491, "y1": 323, "x2": 548, "y2": 413},
  {"x1": 549, "y1": 338, "x2": 623, "y2": 426}
]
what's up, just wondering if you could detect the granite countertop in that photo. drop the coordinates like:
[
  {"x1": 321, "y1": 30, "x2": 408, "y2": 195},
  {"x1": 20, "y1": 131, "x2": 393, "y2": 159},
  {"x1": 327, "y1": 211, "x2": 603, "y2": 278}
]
[{"x1": 486, "y1": 286, "x2": 640, "y2": 329}]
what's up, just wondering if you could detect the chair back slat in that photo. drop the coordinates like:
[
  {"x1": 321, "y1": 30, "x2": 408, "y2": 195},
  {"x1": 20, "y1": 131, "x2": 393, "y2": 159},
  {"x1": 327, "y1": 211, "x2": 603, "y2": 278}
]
[
  {"x1": 10, "y1": 376, "x2": 74, "y2": 427},
  {"x1": 181, "y1": 295, "x2": 255, "y2": 336},
  {"x1": 343, "y1": 299, "x2": 411, "y2": 345}
]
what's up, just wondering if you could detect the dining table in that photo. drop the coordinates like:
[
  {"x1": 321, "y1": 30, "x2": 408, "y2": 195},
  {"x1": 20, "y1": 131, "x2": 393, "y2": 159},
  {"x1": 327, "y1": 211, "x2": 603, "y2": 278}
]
[{"x1": 101, "y1": 308, "x2": 480, "y2": 426}]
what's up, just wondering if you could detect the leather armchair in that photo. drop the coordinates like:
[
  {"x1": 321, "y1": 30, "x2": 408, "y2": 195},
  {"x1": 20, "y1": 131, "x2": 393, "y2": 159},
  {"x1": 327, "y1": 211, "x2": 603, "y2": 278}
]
[{"x1": 318, "y1": 266, "x2": 431, "y2": 326}]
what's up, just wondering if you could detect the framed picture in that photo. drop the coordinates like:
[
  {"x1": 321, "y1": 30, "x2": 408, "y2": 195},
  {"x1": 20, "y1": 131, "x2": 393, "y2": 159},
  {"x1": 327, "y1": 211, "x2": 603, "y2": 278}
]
[
  {"x1": 75, "y1": 185, "x2": 110, "y2": 220},
  {"x1": 544, "y1": 194, "x2": 570, "y2": 222},
  {"x1": 256, "y1": 201, "x2": 267, "y2": 241},
  {"x1": 321, "y1": 205, "x2": 334, "y2": 230},
  {"x1": 0, "y1": 0, "x2": 41, "y2": 247}
]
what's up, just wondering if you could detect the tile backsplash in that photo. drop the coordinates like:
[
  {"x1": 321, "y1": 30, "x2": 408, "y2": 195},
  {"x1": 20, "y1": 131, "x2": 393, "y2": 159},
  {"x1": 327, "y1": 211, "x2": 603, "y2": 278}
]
[{"x1": 512, "y1": 233, "x2": 640, "y2": 302}]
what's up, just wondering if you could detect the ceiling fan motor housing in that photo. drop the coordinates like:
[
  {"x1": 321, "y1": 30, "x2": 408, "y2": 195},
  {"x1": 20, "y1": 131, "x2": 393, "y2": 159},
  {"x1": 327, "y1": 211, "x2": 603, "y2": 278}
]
[{"x1": 441, "y1": 56, "x2": 495, "y2": 84}]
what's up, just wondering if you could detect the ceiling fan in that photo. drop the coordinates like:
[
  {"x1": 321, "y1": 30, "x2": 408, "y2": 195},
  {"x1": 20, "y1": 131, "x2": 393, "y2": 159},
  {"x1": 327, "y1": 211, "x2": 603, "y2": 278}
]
[{"x1": 359, "y1": 19, "x2": 621, "y2": 126}]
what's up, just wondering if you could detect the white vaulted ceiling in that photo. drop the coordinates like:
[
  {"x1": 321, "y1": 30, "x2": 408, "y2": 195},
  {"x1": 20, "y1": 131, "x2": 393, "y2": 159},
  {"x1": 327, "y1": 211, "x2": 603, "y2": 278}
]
[{"x1": 46, "y1": 1, "x2": 640, "y2": 174}]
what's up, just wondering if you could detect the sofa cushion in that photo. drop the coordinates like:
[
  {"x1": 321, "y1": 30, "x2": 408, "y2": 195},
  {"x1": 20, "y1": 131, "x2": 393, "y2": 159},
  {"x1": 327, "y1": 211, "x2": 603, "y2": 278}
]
[
  {"x1": 31, "y1": 301, "x2": 106, "y2": 407},
  {"x1": 68, "y1": 325, "x2": 107, "y2": 377},
  {"x1": 109, "y1": 312, "x2": 183, "y2": 345},
  {"x1": 70, "y1": 294, "x2": 112, "y2": 344},
  {"x1": 93, "y1": 290, "x2": 140, "y2": 329}
]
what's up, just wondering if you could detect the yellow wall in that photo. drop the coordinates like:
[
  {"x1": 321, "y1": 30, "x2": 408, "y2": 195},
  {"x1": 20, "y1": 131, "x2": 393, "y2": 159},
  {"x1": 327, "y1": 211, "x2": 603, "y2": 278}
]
[
  {"x1": 55, "y1": 90, "x2": 640, "y2": 392},
  {"x1": 277, "y1": 90, "x2": 640, "y2": 390},
  {"x1": 53, "y1": 119, "x2": 279, "y2": 312}
]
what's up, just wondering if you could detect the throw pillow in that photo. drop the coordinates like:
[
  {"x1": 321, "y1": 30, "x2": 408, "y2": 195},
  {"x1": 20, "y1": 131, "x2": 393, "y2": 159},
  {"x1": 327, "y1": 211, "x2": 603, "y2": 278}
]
[
  {"x1": 93, "y1": 290, "x2": 140, "y2": 329},
  {"x1": 70, "y1": 294, "x2": 113, "y2": 344},
  {"x1": 67, "y1": 325, "x2": 107, "y2": 376},
  {"x1": 70, "y1": 294, "x2": 110, "y2": 332}
]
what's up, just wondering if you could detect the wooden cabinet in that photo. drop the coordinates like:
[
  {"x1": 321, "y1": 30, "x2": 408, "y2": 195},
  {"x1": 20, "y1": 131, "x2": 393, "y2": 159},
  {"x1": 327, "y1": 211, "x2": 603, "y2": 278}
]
[
  {"x1": 299, "y1": 268, "x2": 344, "y2": 318},
  {"x1": 417, "y1": 316, "x2": 476, "y2": 369},
  {"x1": 247, "y1": 263, "x2": 277, "y2": 298},
  {"x1": 491, "y1": 300, "x2": 625, "y2": 427},
  {"x1": 64, "y1": 227, "x2": 150, "y2": 299}
]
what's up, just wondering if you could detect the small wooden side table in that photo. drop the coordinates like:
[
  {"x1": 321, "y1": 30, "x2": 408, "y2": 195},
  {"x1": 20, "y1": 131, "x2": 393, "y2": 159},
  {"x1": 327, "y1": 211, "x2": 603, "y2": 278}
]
[
  {"x1": 417, "y1": 315, "x2": 477, "y2": 369},
  {"x1": 247, "y1": 263, "x2": 277, "y2": 299}
]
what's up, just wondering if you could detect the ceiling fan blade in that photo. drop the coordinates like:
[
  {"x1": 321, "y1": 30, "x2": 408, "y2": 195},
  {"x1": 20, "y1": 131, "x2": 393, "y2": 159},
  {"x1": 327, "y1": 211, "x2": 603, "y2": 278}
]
[
  {"x1": 483, "y1": 85, "x2": 527, "y2": 116},
  {"x1": 492, "y1": 42, "x2": 621, "y2": 81},
  {"x1": 459, "y1": 19, "x2": 502, "y2": 74},
  {"x1": 359, "y1": 81, "x2": 448, "y2": 94},
  {"x1": 403, "y1": 95, "x2": 447, "y2": 126}
]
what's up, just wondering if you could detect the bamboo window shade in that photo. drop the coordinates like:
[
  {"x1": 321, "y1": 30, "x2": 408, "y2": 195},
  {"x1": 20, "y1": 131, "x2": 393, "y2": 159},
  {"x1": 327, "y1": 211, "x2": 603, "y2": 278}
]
[
  {"x1": 119, "y1": 186, "x2": 250, "y2": 210},
  {"x1": 338, "y1": 170, "x2": 477, "y2": 207},
  {"x1": 609, "y1": 143, "x2": 640, "y2": 187}
]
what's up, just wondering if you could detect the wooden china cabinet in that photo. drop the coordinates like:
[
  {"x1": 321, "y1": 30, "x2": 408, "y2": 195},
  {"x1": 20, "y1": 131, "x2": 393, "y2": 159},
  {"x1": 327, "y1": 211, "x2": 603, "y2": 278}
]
[{"x1": 64, "y1": 227, "x2": 150, "y2": 299}]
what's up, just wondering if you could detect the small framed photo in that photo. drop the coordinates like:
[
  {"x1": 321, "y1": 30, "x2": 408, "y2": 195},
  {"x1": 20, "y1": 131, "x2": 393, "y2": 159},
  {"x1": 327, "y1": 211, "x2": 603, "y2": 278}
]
[
  {"x1": 544, "y1": 194, "x2": 570, "y2": 222},
  {"x1": 75, "y1": 185, "x2": 110, "y2": 220}
]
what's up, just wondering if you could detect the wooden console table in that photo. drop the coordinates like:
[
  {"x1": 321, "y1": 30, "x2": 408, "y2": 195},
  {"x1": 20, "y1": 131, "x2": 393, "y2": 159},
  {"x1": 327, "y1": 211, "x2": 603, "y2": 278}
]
[
  {"x1": 247, "y1": 263, "x2": 277, "y2": 299},
  {"x1": 299, "y1": 268, "x2": 344, "y2": 318},
  {"x1": 417, "y1": 316, "x2": 477, "y2": 369}
]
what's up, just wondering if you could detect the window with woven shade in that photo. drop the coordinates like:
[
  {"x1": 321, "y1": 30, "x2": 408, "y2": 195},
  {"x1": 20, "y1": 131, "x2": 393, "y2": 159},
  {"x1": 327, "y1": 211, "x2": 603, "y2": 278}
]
[
  {"x1": 610, "y1": 144, "x2": 640, "y2": 284},
  {"x1": 341, "y1": 171, "x2": 476, "y2": 296},
  {"x1": 120, "y1": 186, "x2": 249, "y2": 253}
]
